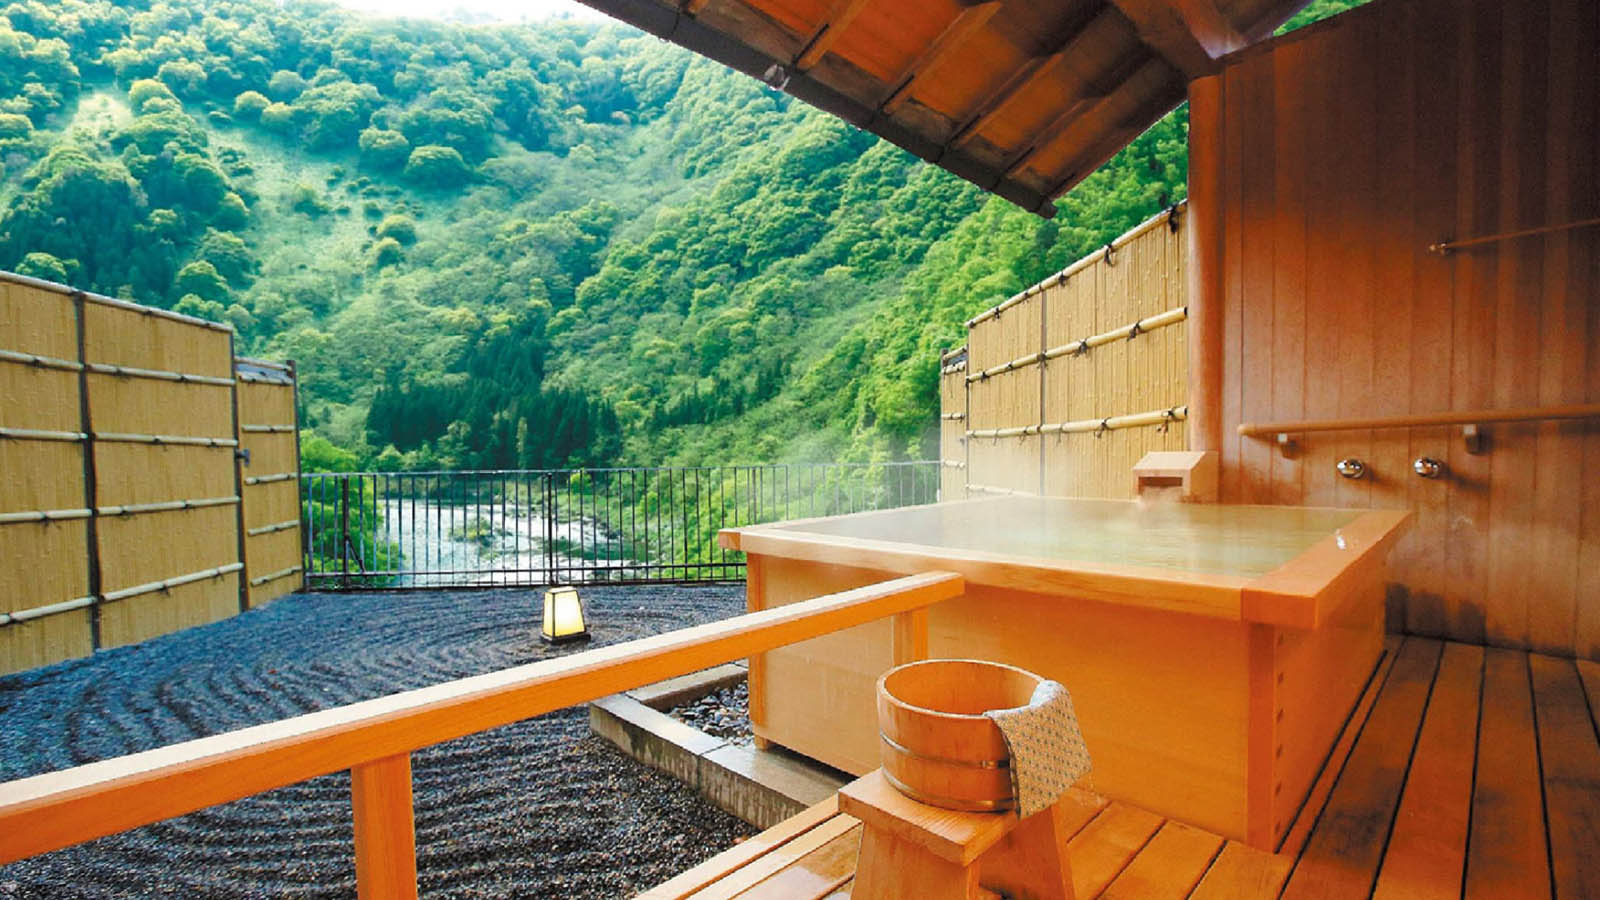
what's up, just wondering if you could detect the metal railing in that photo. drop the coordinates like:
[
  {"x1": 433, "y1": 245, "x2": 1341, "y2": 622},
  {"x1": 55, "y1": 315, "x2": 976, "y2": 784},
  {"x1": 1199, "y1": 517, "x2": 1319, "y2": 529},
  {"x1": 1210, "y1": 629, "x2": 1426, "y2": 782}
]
[{"x1": 301, "y1": 462, "x2": 941, "y2": 589}]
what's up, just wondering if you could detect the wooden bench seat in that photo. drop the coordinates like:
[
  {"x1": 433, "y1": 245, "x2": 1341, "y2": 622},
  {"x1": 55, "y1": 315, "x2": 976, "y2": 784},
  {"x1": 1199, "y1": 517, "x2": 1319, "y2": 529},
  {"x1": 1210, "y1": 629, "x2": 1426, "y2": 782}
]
[{"x1": 641, "y1": 636, "x2": 1600, "y2": 899}]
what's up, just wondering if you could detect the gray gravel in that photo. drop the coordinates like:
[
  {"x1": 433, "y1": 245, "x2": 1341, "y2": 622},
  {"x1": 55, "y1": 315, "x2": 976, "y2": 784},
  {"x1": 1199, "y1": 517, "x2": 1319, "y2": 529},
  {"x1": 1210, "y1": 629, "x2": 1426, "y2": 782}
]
[
  {"x1": 0, "y1": 585, "x2": 756, "y2": 898},
  {"x1": 667, "y1": 683, "x2": 752, "y2": 746}
]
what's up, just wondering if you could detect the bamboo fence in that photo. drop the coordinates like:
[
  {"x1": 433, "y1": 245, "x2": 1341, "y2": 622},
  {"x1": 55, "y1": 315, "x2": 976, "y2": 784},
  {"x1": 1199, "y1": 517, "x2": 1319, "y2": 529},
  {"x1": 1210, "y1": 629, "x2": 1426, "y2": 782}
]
[
  {"x1": 0, "y1": 273, "x2": 302, "y2": 675},
  {"x1": 947, "y1": 204, "x2": 1191, "y2": 498}
]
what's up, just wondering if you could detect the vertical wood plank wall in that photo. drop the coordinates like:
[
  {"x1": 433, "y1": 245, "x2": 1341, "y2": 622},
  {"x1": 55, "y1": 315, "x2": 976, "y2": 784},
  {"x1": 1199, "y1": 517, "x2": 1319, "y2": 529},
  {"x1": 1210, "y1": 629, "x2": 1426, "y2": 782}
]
[
  {"x1": 1193, "y1": 0, "x2": 1600, "y2": 658},
  {"x1": 953, "y1": 206, "x2": 1190, "y2": 498},
  {"x1": 0, "y1": 275, "x2": 302, "y2": 675}
]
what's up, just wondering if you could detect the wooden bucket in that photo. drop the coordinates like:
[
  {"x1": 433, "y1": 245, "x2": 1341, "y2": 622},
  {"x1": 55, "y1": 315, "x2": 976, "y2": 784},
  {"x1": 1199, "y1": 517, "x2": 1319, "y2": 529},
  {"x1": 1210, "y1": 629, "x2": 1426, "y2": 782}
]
[{"x1": 875, "y1": 658, "x2": 1043, "y2": 812}]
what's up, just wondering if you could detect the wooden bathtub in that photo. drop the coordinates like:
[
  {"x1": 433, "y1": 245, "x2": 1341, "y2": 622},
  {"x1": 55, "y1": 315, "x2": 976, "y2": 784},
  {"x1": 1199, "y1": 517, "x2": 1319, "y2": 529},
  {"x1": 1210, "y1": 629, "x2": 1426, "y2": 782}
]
[{"x1": 719, "y1": 496, "x2": 1409, "y2": 849}]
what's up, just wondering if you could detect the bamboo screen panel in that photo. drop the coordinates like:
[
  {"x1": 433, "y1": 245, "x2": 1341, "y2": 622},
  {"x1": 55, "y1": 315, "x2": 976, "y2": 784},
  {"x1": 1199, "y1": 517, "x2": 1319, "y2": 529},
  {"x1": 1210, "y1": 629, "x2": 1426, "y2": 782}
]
[
  {"x1": 966, "y1": 292, "x2": 1044, "y2": 495},
  {"x1": 0, "y1": 281, "x2": 94, "y2": 673},
  {"x1": 236, "y1": 360, "x2": 303, "y2": 607},
  {"x1": 938, "y1": 348, "x2": 968, "y2": 500},
  {"x1": 84, "y1": 298, "x2": 242, "y2": 650},
  {"x1": 958, "y1": 205, "x2": 1190, "y2": 499},
  {"x1": 0, "y1": 273, "x2": 303, "y2": 675}
]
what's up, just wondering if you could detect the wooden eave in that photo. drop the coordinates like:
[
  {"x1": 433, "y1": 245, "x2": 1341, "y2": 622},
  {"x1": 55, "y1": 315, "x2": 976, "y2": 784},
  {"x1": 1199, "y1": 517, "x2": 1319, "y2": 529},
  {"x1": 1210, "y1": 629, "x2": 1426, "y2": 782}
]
[{"x1": 575, "y1": 0, "x2": 1312, "y2": 216}]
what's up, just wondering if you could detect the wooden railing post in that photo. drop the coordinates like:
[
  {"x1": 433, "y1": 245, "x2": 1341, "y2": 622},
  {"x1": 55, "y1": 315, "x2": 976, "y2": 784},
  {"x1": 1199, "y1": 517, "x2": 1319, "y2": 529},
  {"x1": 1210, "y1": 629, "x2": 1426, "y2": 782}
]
[
  {"x1": 351, "y1": 753, "x2": 417, "y2": 900},
  {"x1": 892, "y1": 609, "x2": 928, "y2": 666}
]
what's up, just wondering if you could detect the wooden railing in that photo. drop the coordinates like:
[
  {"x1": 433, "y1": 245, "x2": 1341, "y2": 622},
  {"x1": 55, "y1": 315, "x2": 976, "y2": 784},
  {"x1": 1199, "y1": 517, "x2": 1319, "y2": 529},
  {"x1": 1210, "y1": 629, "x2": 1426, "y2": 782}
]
[{"x1": 0, "y1": 571, "x2": 964, "y2": 898}]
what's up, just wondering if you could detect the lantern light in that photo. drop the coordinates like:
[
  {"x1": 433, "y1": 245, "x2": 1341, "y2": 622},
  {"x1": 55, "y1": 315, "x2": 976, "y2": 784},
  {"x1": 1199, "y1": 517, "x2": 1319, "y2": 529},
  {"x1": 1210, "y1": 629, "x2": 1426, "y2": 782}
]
[{"x1": 541, "y1": 586, "x2": 590, "y2": 643}]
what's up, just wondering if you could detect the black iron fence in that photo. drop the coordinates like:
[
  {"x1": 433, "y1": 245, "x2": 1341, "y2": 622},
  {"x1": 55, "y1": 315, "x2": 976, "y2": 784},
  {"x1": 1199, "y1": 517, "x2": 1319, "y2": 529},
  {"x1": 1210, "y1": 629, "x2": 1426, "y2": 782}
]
[{"x1": 301, "y1": 462, "x2": 940, "y2": 589}]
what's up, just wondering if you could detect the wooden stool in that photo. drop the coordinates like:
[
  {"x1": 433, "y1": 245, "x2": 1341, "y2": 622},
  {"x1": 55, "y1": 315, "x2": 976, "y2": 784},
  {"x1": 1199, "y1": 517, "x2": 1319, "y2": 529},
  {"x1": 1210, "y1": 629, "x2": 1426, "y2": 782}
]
[{"x1": 839, "y1": 770, "x2": 1075, "y2": 900}]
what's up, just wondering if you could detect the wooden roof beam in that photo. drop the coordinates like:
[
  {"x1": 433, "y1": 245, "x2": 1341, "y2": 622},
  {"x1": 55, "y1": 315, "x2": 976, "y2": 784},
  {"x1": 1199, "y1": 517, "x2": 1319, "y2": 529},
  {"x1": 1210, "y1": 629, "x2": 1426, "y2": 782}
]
[
  {"x1": 1034, "y1": 60, "x2": 1183, "y2": 197},
  {"x1": 682, "y1": 0, "x2": 711, "y2": 15},
  {"x1": 946, "y1": 9, "x2": 1124, "y2": 148},
  {"x1": 793, "y1": 0, "x2": 874, "y2": 71},
  {"x1": 1105, "y1": 0, "x2": 1246, "y2": 79},
  {"x1": 879, "y1": 1, "x2": 1004, "y2": 115}
]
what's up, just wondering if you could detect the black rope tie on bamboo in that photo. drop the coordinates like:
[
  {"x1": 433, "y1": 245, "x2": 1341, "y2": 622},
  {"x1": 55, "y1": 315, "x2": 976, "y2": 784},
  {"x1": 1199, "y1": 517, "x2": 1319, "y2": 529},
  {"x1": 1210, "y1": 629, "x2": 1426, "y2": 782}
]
[
  {"x1": 1166, "y1": 205, "x2": 1181, "y2": 233},
  {"x1": 1095, "y1": 418, "x2": 1111, "y2": 438},
  {"x1": 1071, "y1": 338, "x2": 1090, "y2": 357},
  {"x1": 1127, "y1": 321, "x2": 1144, "y2": 341},
  {"x1": 1157, "y1": 407, "x2": 1179, "y2": 433},
  {"x1": 1102, "y1": 243, "x2": 1116, "y2": 266}
]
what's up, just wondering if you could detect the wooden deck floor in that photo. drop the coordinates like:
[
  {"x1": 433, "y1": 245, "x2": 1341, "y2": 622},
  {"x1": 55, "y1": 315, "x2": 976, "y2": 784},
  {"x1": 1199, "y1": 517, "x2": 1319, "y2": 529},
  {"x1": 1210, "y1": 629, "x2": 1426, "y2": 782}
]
[{"x1": 640, "y1": 637, "x2": 1600, "y2": 899}]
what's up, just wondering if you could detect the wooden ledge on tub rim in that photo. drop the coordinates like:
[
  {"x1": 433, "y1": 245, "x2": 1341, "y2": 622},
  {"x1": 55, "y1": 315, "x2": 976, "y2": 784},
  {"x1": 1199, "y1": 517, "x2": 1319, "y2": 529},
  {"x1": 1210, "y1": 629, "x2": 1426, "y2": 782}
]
[
  {"x1": 719, "y1": 499, "x2": 1410, "y2": 630},
  {"x1": 0, "y1": 572, "x2": 965, "y2": 899}
]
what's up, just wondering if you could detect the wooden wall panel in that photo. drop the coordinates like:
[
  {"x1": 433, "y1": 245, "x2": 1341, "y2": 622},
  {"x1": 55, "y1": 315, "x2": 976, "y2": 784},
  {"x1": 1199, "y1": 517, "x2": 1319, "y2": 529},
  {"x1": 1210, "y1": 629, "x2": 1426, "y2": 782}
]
[
  {"x1": 966, "y1": 289, "x2": 1042, "y2": 494},
  {"x1": 1199, "y1": 0, "x2": 1600, "y2": 658},
  {"x1": 99, "y1": 574, "x2": 241, "y2": 650}
]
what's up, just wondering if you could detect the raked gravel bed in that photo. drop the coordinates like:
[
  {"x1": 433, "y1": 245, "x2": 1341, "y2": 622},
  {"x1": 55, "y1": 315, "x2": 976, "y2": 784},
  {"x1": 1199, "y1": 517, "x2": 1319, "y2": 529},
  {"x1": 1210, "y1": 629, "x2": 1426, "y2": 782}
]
[{"x1": 0, "y1": 585, "x2": 754, "y2": 899}]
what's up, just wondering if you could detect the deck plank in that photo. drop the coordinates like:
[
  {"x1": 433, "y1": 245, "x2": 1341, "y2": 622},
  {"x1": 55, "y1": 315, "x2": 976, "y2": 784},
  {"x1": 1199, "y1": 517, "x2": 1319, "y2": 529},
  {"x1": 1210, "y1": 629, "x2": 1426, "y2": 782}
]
[
  {"x1": 637, "y1": 798, "x2": 841, "y2": 899},
  {"x1": 1463, "y1": 648, "x2": 1551, "y2": 899},
  {"x1": 1099, "y1": 819, "x2": 1224, "y2": 899},
  {"x1": 1529, "y1": 654, "x2": 1600, "y2": 898},
  {"x1": 732, "y1": 824, "x2": 860, "y2": 900},
  {"x1": 685, "y1": 815, "x2": 861, "y2": 900},
  {"x1": 1280, "y1": 637, "x2": 1442, "y2": 899},
  {"x1": 1066, "y1": 802, "x2": 1164, "y2": 898},
  {"x1": 1186, "y1": 842, "x2": 1293, "y2": 899},
  {"x1": 1372, "y1": 641, "x2": 1484, "y2": 899}
]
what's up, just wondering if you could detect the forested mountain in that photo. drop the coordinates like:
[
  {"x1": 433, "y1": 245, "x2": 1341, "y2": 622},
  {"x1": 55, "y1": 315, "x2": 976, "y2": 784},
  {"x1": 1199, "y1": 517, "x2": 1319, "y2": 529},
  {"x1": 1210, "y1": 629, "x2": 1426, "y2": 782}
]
[{"x1": 0, "y1": 0, "x2": 1359, "y2": 470}]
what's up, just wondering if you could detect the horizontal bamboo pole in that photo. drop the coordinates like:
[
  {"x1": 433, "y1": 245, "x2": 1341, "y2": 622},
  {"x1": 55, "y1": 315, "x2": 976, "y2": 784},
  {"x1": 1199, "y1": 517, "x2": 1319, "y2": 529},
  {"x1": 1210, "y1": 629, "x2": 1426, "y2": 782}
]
[
  {"x1": 0, "y1": 271, "x2": 233, "y2": 333},
  {"x1": 940, "y1": 459, "x2": 967, "y2": 469},
  {"x1": 0, "y1": 572, "x2": 964, "y2": 864},
  {"x1": 0, "y1": 499, "x2": 238, "y2": 524},
  {"x1": 97, "y1": 496, "x2": 239, "y2": 517},
  {"x1": 245, "y1": 472, "x2": 297, "y2": 486},
  {"x1": 0, "y1": 508, "x2": 92, "y2": 525},
  {"x1": 101, "y1": 563, "x2": 244, "y2": 604},
  {"x1": 246, "y1": 519, "x2": 300, "y2": 537},
  {"x1": 940, "y1": 412, "x2": 966, "y2": 421},
  {"x1": 86, "y1": 363, "x2": 233, "y2": 387},
  {"x1": 0, "y1": 596, "x2": 96, "y2": 627},
  {"x1": 965, "y1": 203, "x2": 1185, "y2": 328},
  {"x1": 94, "y1": 432, "x2": 238, "y2": 448},
  {"x1": 0, "y1": 427, "x2": 86, "y2": 443},
  {"x1": 966, "y1": 306, "x2": 1186, "y2": 383},
  {"x1": 0, "y1": 349, "x2": 82, "y2": 372},
  {"x1": 968, "y1": 405, "x2": 1187, "y2": 439},
  {"x1": 239, "y1": 424, "x2": 296, "y2": 434},
  {"x1": 1237, "y1": 402, "x2": 1600, "y2": 437},
  {"x1": 250, "y1": 565, "x2": 303, "y2": 587},
  {"x1": 939, "y1": 361, "x2": 967, "y2": 376}
]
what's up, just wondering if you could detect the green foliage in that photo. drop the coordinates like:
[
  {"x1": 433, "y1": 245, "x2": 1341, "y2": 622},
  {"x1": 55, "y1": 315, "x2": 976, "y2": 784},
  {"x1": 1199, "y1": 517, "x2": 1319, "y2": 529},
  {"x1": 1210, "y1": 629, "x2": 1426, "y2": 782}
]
[
  {"x1": 371, "y1": 236, "x2": 403, "y2": 268},
  {"x1": 232, "y1": 90, "x2": 269, "y2": 121},
  {"x1": 402, "y1": 144, "x2": 470, "y2": 188},
  {"x1": 174, "y1": 260, "x2": 228, "y2": 302},
  {"x1": 375, "y1": 214, "x2": 416, "y2": 245},
  {"x1": 357, "y1": 127, "x2": 409, "y2": 170},
  {"x1": 16, "y1": 250, "x2": 72, "y2": 282},
  {"x1": 287, "y1": 183, "x2": 330, "y2": 217},
  {"x1": 0, "y1": 112, "x2": 34, "y2": 139}
]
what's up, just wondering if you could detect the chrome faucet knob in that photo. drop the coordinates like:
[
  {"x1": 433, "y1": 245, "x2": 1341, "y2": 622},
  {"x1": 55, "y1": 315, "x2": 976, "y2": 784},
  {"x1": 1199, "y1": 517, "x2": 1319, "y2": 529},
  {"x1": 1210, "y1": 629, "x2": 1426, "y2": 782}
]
[
  {"x1": 1335, "y1": 458, "x2": 1366, "y2": 479},
  {"x1": 1413, "y1": 457, "x2": 1444, "y2": 479}
]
